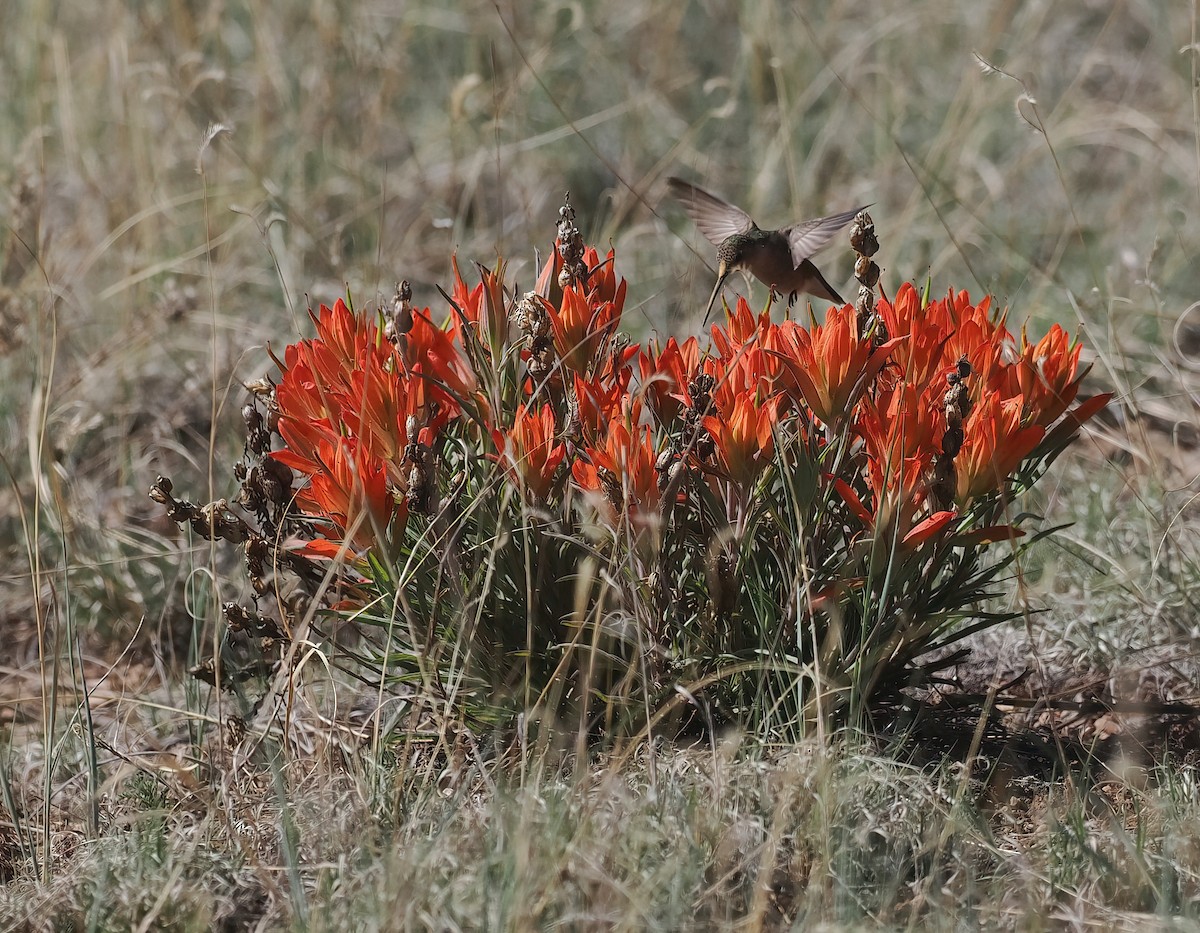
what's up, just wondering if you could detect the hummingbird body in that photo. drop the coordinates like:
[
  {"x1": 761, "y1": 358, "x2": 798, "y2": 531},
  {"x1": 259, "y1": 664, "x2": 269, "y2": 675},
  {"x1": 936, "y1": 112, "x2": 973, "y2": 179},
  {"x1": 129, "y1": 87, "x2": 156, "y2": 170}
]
[{"x1": 668, "y1": 177, "x2": 864, "y2": 321}]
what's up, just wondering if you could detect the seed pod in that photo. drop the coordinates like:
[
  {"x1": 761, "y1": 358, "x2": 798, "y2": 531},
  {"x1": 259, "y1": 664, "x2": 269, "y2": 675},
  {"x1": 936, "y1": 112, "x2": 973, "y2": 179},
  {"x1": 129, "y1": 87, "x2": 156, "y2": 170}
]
[
  {"x1": 385, "y1": 280, "x2": 414, "y2": 344},
  {"x1": 854, "y1": 256, "x2": 880, "y2": 288},
  {"x1": 849, "y1": 212, "x2": 879, "y2": 256}
]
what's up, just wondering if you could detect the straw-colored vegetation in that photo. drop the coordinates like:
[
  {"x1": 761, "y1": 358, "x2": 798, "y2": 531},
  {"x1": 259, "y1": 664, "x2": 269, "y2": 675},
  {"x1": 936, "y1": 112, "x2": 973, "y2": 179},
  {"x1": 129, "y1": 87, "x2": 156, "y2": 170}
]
[{"x1": 3, "y1": 1, "x2": 1199, "y2": 929}]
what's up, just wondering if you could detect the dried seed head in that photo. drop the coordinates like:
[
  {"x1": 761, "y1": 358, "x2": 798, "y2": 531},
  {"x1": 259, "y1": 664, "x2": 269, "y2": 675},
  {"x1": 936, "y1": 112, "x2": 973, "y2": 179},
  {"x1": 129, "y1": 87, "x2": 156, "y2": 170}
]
[
  {"x1": 190, "y1": 658, "x2": 218, "y2": 686},
  {"x1": 224, "y1": 601, "x2": 253, "y2": 633},
  {"x1": 529, "y1": 349, "x2": 554, "y2": 384},
  {"x1": 596, "y1": 466, "x2": 624, "y2": 514},
  {"x1": 944, "y1": 369, "x2": 973, "y2": 422},
  {"x1": 262, "y1": 457, "x2": 292, "y2": 501},
  {"x1": 556, "y1": 193, "x2": 588, "y2": 289},
  {"x1": 563, "y1": 381, "x2": 583, "y2": 442},
  {"x1": 854, "y1": 256, "x2": 880, "y2": 288},
  {"x1": 242, "y1": 402, "x2": 272, "y2": 459},
  {"x1": 243, "y1": 377, "x2": 275, "y2": 399},
  {"x1": 404, "y1": 440, "x2": 438, "y2": 514},
  {"x1": 605, "y1": 332, "x2": 631, "y2": 377},
  {"x1": 849, "y1": 212, "x2": 879, "y2": 257},
  {"x1": 656, "y1": 448, "x2": 689, "y2": 501},
  {"x1": 224, "y1": 715, "x2": 247, "y2": 749},
  {"x1": 245, "y1": 535, "x2": 270, "y2": 594},
  {"x1": 512, "y1": 291, "x2": 551, "y2": 340},
  {"x1": 200, "y1": 500, "x2": 249, "y2": 543},
  {"x1": 666, "y1": 459, "x2": 687, "y2": 492},
  {"x1": 527, "y1": 336, "x2": 556, "y2": 387},
  {"x1": 223, "y1": 602, "x2": 284, "y2": 640},
  {"x1": 851, "y1": 208, "x2": 884, "y2": 340},
  {"x1": 929, "y1": 456, "x2": 957, "y2": 511},
  {"x1": 385, "y1": 280, "x2": 414, "y2": 344},
  {"x1": 937, "y1": 359, "x2": 973, "y2": 474},
  {"x1": 856, "y1": 287, "x2": 878, "y2": 340},
  {"x1": 687, "y1": 372, "x2": 715, "y2": 415}
]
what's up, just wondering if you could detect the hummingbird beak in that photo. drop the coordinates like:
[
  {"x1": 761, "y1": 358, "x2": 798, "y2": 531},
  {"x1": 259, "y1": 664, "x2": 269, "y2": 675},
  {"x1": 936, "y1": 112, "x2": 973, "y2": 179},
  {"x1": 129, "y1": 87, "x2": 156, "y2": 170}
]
[{"x1": 703, "y1": 261, "x2": 729, "y2": 325}]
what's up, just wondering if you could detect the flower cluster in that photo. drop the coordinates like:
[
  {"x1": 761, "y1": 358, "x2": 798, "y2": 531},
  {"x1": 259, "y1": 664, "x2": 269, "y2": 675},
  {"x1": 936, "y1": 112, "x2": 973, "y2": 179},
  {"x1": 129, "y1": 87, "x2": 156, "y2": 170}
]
[
  {"x1": 271, "y1": 293, "x2": 474, "y2": 555},
  {"x1": 262, "y1": 207, "x2": 1109, "y2": 725},
  {"x1": 273, "y1": 249, "x2": 1106, "y2": 556}
]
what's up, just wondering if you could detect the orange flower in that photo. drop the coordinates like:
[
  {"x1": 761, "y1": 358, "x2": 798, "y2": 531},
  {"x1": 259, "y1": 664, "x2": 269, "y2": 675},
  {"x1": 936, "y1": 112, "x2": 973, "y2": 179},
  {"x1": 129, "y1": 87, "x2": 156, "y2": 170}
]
[
  {"x1": 572, "y1": 421, "x2": 662, "y2": 533},
  {"x1": 877, "y1": 284, "x2": 1016, "y2": 402},
  {"x1": 403, "y1": 307, "x2": 479, "y2": 417},
  {"x1": 274, "y1": 299, "x2": 371, "y2": 440},
  {"x1": 344, "y1": 353, "x2": 418, "y2": 465},
  {"x1": 272, "y1": 295, "x2": 462, "y2": 556},
  {"x1": 875, "y1": 284, "x2": 942, "y2": 389},
  {"x1": 834, "y1": 459, "x2": 955, "y2": 553},
  {"x1": 856, "y1": 384, "x2": 942, "y2": 502},
  {"x1": 492, "y1": 403, "x2": 566, "y2": 502},
  {"x1": 548, "y1": 282, "x2": 624, "y2": 373},
  {"x1": 275, "y1": 435, "x2": 403, "y2": 553},
  {"x1": 835, "y1": 383, "x2": 950, "y2": 549},
  {"x1": 955, "y1": 392, "x2": 1045, "y2": 504},
  {"x1": 636, "y1": 336, "x2": 699, "y2": 425},
  {"x1": 772, "y1": 305, "x2": 901, "y2": 424},
  {"x1": 702, "y1": 390, "x2": 779, "y2": 488},
  {"x1": 1017, "y1": 323, "x2": 1085, "y2": 426},
  {"x1": 709, "y1": 296, "x2": 772, "y2": 360},
  {"x1": 900, "y1": 510, "x2": 957, "y2": 549},
  {"x1": 934, "y1": 291, "x2": 1018, "y2": 401},
  {"x1": 534, "y1": 245, "x2": 627, "y2": 375},
  {"x1": 586, "y1": 247, "x2": 624, "y2": 306},
  {"x1": 450, "y1": 254, "x2": 510, "y2": 353},
  {"x1": 536, "y1": 245, "x2": 620, "y2": 303},
  {"x1": 573, "y1": 371, "x2": 637, "y2": 445},
  {"x1": 704, "y1": 344, "x2": 775, "y2": 416},
  {"x1": 310, "y1": 297, "x2": 371, "y2": 375},
  {"x1": 275, "y1": 300, "x2": 390, "y2": 468}
]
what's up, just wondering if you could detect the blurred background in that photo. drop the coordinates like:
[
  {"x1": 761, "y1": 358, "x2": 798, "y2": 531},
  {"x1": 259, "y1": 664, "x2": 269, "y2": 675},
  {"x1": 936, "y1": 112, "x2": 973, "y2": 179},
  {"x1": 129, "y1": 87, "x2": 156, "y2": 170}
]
[{"x1": 1, "y1": 0, "x2": 1196, "y2": 681}]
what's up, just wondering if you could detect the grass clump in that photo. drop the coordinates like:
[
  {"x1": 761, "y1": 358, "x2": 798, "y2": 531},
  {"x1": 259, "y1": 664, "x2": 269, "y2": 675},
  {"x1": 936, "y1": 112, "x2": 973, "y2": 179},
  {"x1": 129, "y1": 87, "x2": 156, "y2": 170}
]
[{"x1": 182, "y1": 195, "x2": 1100, "y2": 744}]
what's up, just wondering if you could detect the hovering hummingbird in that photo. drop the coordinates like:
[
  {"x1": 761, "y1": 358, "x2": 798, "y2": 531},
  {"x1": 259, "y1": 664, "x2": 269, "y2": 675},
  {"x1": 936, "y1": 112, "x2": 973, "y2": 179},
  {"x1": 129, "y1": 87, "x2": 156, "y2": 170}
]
[{"x1": 667, "y1": 176, "x2": 865, "y2": 322}]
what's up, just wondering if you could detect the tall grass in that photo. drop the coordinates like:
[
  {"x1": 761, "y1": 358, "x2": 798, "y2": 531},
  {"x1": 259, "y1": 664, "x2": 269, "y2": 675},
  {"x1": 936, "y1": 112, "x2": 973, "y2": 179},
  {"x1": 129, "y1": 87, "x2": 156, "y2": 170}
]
[{"x1": 1, "y1": 0, "x2": 1198, "y2": 928}]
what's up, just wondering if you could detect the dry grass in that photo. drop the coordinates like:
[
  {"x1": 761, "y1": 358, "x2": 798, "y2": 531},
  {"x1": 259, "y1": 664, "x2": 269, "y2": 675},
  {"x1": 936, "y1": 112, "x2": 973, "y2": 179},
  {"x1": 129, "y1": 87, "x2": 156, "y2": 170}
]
[{"x1": 2, "y1": 0, "x2": 1200, "y2": 928}]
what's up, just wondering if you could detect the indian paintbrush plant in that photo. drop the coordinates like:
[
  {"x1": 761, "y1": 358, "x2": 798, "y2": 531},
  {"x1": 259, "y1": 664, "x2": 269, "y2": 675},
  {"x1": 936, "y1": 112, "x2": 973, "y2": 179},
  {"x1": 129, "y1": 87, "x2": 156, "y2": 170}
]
[{"x1": 154, "y1": 194, "x2": 1109, "y2": 747}]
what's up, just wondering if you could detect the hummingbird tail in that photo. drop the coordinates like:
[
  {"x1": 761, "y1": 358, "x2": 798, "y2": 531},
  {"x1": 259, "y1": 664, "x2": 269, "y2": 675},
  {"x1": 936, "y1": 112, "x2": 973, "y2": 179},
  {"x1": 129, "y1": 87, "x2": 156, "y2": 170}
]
[{"x1": 807, "y1": 265, "x2": 845, "y2": 305}]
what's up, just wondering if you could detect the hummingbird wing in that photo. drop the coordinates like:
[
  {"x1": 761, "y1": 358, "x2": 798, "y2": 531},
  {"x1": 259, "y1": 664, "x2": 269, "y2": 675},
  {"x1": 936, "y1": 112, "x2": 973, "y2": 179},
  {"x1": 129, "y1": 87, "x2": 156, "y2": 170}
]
[
  {"x1": 783, "y1": 206, "x2": 866, "y2": 266},
  {"x1": 666, "y1": 177, "x2": 755, "y2": 246}
]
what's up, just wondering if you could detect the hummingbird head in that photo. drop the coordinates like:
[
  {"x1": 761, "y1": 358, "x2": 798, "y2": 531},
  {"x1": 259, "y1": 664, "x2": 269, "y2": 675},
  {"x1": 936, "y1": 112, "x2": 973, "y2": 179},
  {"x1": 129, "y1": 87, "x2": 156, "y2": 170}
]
[
  {"x1": 705, "y1": 235, "x2": 751, "y2": 322},
  {"x1": 716, "y1": 234, "x2": 752, "y2": 271}
]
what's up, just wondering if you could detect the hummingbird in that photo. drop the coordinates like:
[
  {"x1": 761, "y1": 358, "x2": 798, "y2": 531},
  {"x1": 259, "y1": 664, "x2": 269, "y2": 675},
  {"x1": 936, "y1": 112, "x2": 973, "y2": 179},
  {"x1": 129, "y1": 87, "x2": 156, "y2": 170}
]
[{"x1": 667, "y1": 176, "x2": 865, "y2": 322}]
